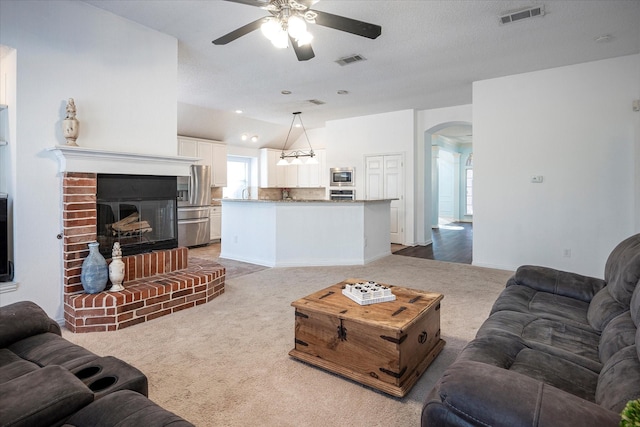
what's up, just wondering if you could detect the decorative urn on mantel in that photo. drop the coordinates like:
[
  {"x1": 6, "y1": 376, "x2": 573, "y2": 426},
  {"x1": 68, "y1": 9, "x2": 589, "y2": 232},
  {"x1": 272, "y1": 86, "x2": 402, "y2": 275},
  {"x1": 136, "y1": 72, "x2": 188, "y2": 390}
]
[{"x1": 62, "y1": 98, "x2": 79, "y2": 146}]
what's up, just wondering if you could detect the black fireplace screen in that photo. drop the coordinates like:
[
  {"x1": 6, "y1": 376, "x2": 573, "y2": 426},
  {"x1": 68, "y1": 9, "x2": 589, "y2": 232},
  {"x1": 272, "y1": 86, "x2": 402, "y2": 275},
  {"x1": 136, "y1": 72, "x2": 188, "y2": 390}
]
[{"x1": 96, "y1": 174, "x2": 177, "y2": 257}]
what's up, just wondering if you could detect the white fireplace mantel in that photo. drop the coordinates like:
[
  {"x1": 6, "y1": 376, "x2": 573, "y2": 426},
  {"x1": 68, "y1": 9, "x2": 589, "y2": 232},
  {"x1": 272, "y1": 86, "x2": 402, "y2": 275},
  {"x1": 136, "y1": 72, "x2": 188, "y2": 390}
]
[{"x1": 47, "y1": 145, "x2": 199, "y2": 176}]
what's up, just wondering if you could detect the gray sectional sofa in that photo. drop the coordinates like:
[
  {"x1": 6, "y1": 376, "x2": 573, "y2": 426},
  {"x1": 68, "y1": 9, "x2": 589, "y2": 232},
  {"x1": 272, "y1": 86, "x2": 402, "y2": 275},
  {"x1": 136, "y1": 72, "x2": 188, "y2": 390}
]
[
  {"x1": 423, "y1": 233, "x2": 640, "y2": 427},
  {"x1": 0, "y1": 300, "x2": 193, "y2": 427}
]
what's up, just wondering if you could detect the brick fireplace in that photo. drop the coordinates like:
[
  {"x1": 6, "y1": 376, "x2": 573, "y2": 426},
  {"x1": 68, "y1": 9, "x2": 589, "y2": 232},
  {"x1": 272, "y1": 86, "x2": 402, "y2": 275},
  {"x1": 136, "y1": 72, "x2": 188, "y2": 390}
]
[{"x1": 61, "y1": 171, "x2": 225, "y2": 333}]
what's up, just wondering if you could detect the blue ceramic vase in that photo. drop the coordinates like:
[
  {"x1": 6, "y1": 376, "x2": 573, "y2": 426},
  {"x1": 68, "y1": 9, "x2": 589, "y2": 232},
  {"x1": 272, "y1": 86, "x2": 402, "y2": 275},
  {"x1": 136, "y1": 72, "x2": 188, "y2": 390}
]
[{"x1": 80, "y1": 242, "x2": 108, "y2": 294}]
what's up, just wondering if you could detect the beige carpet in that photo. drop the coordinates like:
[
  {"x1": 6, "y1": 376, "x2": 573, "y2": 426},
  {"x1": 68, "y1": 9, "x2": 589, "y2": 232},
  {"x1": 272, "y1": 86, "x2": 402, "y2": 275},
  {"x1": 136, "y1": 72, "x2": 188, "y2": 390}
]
[{"x1": 62, "y1": 255, "x2": 513, "y2": 426}]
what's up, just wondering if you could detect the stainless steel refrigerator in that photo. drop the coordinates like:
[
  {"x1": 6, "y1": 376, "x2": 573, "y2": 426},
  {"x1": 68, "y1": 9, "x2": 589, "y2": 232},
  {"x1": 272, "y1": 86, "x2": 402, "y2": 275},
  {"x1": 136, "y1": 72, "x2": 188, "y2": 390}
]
[{"x1": 177, "y1": 165, "x2": 211, "y2": 247}]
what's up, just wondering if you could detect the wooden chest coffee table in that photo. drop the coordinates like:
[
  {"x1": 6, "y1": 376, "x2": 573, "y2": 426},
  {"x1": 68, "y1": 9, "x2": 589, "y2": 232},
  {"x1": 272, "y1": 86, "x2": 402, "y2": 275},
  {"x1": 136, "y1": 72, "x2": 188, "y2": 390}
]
[{"x1": 289, "y1": 279, "x2": 444, "y2": 397}]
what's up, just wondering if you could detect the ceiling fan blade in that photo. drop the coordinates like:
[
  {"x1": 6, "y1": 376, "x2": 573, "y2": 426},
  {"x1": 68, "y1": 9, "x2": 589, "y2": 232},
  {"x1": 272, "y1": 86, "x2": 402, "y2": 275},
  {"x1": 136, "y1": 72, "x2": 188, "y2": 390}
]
[
  {"x1": 290, "y1": 37, "x2": 315, "y2": 61},
  {"x1": 222, "y1": 0, "x2": 270, "y2": 8},
  {"x1": 311, "y1": 10, "x2": 381, "y2": 39},
  {"x1": 212, "y1": 18, "x2": 265, "y2": 45}
]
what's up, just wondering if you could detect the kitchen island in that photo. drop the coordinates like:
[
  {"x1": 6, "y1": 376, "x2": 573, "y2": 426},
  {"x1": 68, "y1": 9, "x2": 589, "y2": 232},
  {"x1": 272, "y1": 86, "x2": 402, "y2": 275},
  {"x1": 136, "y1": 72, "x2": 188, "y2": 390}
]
[{"x1": 220, "y1": 199, "x2": 393, "y2": 267}]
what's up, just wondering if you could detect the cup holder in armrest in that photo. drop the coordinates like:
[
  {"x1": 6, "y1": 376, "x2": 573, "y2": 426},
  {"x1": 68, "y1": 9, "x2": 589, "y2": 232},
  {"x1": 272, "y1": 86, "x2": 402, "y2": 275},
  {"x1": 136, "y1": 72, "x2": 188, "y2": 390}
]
[
  {"x1": 89, "y1": 376, "x2": 118, "y2": 392},
  {"x1": 70, "y1": 356, "x2": 148, "y2": 399},
  {"x1": 75, "y1": 365, "x2": 102, "y2": 380}
]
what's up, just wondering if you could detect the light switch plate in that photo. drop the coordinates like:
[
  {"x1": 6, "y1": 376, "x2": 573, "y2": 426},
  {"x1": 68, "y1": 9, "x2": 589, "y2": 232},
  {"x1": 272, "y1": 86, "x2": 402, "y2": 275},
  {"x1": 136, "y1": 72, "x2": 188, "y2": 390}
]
[{"x1": 531, "y1": 175, "x2": 544, "y2": 183}]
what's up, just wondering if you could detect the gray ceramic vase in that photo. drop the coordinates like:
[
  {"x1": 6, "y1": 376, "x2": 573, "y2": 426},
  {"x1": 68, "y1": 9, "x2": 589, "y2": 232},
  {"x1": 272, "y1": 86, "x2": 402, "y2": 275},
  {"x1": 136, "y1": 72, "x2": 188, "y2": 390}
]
[{"x1": 80, "y1": 241, "x2": 108, "y2": 294}]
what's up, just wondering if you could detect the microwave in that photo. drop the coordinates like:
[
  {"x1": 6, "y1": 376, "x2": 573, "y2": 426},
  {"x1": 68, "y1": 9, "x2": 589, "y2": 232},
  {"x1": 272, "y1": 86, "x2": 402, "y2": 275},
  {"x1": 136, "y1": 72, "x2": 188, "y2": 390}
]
[{"x1": 330, "y1": 167, "x2": 355, "y2": 187}]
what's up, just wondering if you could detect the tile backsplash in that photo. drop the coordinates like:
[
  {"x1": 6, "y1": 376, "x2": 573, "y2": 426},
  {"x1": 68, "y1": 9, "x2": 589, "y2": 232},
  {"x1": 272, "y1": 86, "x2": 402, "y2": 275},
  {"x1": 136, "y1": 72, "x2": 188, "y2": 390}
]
[
  {"x1": 212, "y1": 186, "x2": 326, "y2": 201},
  {"x1": 210, "y1": 187, "x2": 223, "y2": 200},
  {"x1": 258, "y1": 187, "x2": 327, "y2": 200}
]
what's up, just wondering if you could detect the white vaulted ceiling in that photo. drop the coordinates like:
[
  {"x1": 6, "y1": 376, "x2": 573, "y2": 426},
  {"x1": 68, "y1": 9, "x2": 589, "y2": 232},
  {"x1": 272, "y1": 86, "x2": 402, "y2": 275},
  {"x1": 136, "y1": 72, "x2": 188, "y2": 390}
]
[{"x1": 83, "y1": 0, "x2": 640, "y2": 143}]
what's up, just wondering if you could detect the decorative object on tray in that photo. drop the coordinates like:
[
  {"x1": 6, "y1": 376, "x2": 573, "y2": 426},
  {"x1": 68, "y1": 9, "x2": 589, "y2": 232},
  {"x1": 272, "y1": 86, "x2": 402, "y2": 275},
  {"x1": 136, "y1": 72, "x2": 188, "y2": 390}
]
[
  {"x1": 342, "y1": 281, "x2": 396, "y2": 305},
  {"x1": 80, "y1": 241, "x2": 108, "y2": 294},
  {"x1": 62, "y1": 98, "x2": 79, "y2": 146},
  {"x1": 108, "y1": 242, "x2": 125, "y2": 292},
  {"x1": 282, "y1": 188, "x2": 290, "y2": 200}
]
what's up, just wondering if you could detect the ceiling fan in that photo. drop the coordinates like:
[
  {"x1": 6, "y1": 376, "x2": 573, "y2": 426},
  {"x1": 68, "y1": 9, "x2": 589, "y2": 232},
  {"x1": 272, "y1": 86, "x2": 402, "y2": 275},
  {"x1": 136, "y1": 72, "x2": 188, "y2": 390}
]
[{"x1": 212, "y1": 0, "x2": 382, "y2": 61}]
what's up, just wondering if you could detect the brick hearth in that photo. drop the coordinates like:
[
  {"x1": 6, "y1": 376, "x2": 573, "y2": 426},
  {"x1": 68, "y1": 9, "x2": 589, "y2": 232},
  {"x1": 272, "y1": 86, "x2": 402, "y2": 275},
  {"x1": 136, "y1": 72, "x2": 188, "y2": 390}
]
[{"x1": 61, "y1": 172, "x2": 225, "y2": 333}]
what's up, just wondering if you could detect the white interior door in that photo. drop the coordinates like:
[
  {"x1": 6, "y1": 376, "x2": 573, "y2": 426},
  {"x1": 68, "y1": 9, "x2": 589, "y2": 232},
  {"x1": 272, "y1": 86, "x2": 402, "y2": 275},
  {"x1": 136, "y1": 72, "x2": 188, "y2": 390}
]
[
  {"x1": 365, "y1": 156, "x2": 384, "y2": 199},
  {"x1": 366, "y1": 154, "x2": 405, "y2": 244}
]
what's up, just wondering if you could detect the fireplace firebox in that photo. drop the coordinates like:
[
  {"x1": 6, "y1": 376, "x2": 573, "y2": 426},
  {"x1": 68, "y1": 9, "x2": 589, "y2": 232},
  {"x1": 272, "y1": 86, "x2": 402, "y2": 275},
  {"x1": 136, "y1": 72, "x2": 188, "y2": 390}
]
[{"x1": 96, "y1": 174, "x2": 178, "y2": 257}]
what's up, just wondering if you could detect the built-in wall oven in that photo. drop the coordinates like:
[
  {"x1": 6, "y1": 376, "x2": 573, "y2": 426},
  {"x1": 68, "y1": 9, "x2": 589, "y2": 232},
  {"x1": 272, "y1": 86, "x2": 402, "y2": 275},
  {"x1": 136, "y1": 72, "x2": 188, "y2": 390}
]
[
  {"x1": 329, "y1": 167, "x2": 355, "y2": 187},
  {"x1": 330, "y1": 189, "x2": 356, "y2": 201}
]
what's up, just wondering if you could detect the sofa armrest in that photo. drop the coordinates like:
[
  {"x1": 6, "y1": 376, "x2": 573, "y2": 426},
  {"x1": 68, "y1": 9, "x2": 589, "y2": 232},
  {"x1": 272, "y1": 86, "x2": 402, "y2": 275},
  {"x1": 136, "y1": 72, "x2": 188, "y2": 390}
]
[
  {"x1": 0, "y1": 301, "x2": 61, "y2": 348},
  {"x1": 0, "y1": 365, "x2": 94, "y2": 427},
  {"x1": 506, "y1": 265, "x2": 606, "y2": 302},
  {"x1": 422, "y1": 361, "x2": 620, "y2": 427},
  {"x1": 62, "y1": 390, "x2": 194, "y2": 427}
]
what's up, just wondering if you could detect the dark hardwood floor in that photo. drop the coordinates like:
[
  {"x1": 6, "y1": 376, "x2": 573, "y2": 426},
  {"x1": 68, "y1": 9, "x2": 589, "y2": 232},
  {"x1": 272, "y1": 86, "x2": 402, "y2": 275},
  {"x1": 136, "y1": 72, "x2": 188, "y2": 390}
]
[{"x1": 394, "y1": 222, "x2": 472, "y2": 264}]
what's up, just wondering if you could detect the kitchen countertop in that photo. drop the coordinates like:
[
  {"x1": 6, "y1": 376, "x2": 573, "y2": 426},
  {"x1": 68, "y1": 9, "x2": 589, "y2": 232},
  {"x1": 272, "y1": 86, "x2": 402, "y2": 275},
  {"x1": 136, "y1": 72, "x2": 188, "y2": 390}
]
[{"x1": 222, "y1": 198, "x2": 395, "y2": 203}]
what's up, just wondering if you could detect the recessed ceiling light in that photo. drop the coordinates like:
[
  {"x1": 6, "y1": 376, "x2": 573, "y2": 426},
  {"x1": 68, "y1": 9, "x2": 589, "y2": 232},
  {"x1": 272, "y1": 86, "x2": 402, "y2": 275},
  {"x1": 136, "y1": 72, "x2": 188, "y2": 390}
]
[
  {"x1": 337, "y1": 90, "x2": 349, "y2": 95},
  {"x1": 251, "y1": 136, "x2": 258, "y2": 143},
  {"x1": 281, "y1": 90, "x2": 292, "y2": 95},
  {"x1": 235, "y1": 109, "x2": 243, "y2": 114},
  {"x1": 241, "y1": 134, "x2": 248, "y2": 141}
]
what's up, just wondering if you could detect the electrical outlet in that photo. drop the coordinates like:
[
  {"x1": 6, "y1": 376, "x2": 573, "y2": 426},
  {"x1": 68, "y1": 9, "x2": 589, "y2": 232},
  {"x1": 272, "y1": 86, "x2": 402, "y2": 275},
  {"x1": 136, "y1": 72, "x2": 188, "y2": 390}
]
[{"x1": 531, "y1": 175, "x2": 544, "y2": 183}]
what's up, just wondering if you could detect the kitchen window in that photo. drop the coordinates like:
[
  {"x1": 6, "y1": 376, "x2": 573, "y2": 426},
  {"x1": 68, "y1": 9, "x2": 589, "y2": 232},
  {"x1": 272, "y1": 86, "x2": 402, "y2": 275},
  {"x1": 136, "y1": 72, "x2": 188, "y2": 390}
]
[{"x1": 223, "y1": 156, "x2": 252, "y2": 199}]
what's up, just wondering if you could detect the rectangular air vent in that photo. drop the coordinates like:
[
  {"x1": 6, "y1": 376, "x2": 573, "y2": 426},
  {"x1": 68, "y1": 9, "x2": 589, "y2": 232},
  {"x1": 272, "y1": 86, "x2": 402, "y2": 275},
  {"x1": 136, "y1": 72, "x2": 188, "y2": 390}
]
[
  {"x1": 500, "y1": 5, "x2": 545, "y2": 24},
  {"x1": 307, "y1": 99, "x2": 326, "y2": 106},
  {"x1": 335, "y1": 54, "x2": 367, "y2": 66}
]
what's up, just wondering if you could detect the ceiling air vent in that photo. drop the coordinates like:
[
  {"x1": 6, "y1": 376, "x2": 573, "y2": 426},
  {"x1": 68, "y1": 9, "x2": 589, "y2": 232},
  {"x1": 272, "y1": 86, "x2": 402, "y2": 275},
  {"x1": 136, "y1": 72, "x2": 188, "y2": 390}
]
[
  {"x1": 307, "y1": 99, "x2": 326, "y2": 106},
  {"x1": 500, "y1": 5, "x2": 545, "y2": 24},
  {"x1": 335, "y1": 54, "x2": 367, "y2": 66}
]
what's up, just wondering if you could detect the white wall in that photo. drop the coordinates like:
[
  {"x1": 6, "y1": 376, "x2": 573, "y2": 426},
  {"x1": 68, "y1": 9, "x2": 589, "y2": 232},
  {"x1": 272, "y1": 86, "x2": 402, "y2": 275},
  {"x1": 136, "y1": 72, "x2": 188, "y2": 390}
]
[
  {"x1": 323, "y1": 110, "x2": 416, "y2": 245},
  {"x1": 473, "y1": 54, "x2": 640, "y2": 278},
  {"x1": 287, "y1": 106, "x2": 473, "y2": 246},
  {"x1": 0, "y1": 1, "x2": 178, "y2": 320}
]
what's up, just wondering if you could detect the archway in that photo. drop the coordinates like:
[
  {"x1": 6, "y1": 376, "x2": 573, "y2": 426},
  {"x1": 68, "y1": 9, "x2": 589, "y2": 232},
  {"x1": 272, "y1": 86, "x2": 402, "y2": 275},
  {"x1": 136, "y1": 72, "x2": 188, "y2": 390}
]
[{"x1": 415, "y1": 121, "x2": 472, "y2": 258}]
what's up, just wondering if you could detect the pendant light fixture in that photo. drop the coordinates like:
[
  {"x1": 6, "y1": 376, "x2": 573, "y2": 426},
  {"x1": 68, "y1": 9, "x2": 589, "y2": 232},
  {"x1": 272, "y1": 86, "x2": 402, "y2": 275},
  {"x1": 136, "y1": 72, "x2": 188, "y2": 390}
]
[{"x1": 278, "y1": 112, "x2": 317, "y2": 166}]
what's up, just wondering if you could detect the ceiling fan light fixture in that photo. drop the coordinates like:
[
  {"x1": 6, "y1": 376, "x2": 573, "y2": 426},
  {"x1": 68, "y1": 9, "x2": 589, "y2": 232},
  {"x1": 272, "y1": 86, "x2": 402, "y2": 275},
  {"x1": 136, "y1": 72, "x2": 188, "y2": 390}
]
[
  {"x1": 296, "y1": 31, "x2": 313, "y2": 47},
  {"x1": 213, "y1": 1, "x2": 381, "y2": 62},
  {"x1": 260, "y1": 17, "x2": 279, "y2": 39},
  {"x1": 271, "y1": 29, "x2": 289, "y2": 48},
  {"x1": 287, "y1": 15, "x2": 307, "y2": 39}
]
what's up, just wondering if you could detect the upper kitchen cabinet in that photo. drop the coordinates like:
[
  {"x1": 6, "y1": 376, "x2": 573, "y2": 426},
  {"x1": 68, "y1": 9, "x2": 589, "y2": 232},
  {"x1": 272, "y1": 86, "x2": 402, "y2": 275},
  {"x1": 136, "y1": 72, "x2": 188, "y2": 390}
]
[
  {"x1": 259, "y1": 148, "x2": 286, "y2": 187},
  {"x1": 259, "y1": 148, "x2": 325, "y2": 188},
  {"x1": 178, "y1": 136, "x2": 227, "y2": 187}
]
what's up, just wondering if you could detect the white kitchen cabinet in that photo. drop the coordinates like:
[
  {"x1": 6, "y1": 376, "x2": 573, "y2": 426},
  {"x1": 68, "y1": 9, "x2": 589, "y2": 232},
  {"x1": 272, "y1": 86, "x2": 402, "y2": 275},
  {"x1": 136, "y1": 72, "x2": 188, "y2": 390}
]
[
  {"x1": 210, "y1": 206, "x2": 221, "y2": 241},
  {"x1": 178, "y1": 138, "x2": 198, "y2": 158},
  {"x1": 178, "y1": 136, "x2": 227, "y2": 187},
  {"x1": 211, "y1": 143, "x2": 227, "y2": 187},
  {"x1": 259, "y1": 149, "x2": 285, "y2": 187},
  {"x1": 298, "y1": 149, "x2": 325, "y2": 187},
  {"x1": 259, "y1": 148, "x2": 325, "y2": 188}
]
